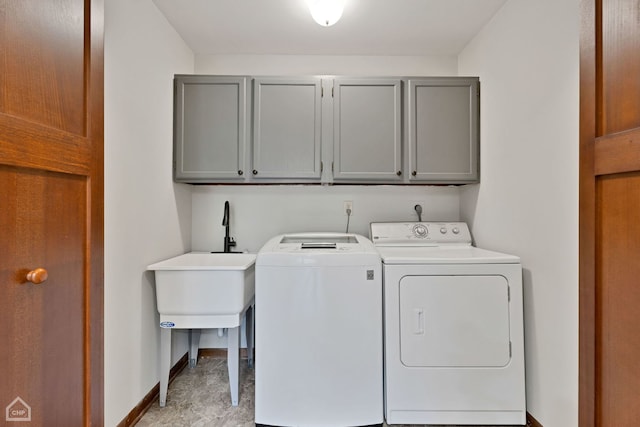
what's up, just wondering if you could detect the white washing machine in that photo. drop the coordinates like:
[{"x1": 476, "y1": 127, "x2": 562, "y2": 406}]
[
  {"x1": 370, "y1": 222, "x2": 526, "y2": 426},
  {"x1": 255, "y1": 232, "x2": 383, "y2": 427}
]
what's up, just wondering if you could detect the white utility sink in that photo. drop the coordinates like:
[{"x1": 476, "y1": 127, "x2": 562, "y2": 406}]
[
  {"x1": 147, "y1": 252, "x2": 256, "y2": 408},
  {"x1": 149, "y1": 252, "x2": 256, "y2": 320}
]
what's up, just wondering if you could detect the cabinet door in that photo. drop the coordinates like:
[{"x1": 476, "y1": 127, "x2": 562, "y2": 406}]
[
  {"x1": 174, "y1": 75, "x2": 248, "y2": 182},
  {"x1": 407, "y1": 78, "x2": 479, "y2": 183},
  {"x1": 333, "y1": 79, "x2": 402, "y2": 181},
  {"x1": 252, "y1": 78, "x2": 322, "y2": 179}
]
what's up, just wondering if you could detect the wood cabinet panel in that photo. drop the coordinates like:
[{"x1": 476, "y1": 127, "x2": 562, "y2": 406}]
[
  {"x1": 601, "y1": 0, "x2": 640, "y2": 134},
  {"x1": 0, "y1": 0, "x2": 86, "y2": 135},
  {"x1": 0, "y1": 166, "x2": 86, "y2": 425},
  {"x1": 595, "y1": 173, "x2": 640, "y2": 426}
]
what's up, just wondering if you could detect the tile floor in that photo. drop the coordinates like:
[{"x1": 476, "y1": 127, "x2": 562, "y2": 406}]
[
  {"x1": 135, "y1": 355, "x2": 523, "y2": 427},
  {"x1": 136, "y1": 356, "x2": 254, "y2": 427}
]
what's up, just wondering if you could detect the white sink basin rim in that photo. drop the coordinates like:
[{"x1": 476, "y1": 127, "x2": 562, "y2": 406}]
[{"x1": 148, "y1": 252, "x2": 256, "y2": 271}]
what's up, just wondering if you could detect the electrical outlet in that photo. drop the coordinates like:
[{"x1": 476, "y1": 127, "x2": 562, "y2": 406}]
[{"x1": 344, "y1": 201, "x2": 353, "y2": 216}]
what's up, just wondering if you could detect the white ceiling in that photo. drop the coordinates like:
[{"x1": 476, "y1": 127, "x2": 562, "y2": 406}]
[{"x1": 152, "y1": 0, "x2": 508, "y2": 56}]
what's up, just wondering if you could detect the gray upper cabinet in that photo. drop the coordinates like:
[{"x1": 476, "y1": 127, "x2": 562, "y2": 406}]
[
  {"x1": 173, "y1": 74, "x2": 480, "y2": 185},
  {"x1": 332, "y1": 78, "x2": 402, "y2": 182},
  {"x1": 252, "y1": 78, "x2": 322, "y2": 180},
  {"x1": 174, "y1": 75, "x2": 249, "y2": 182},
  {"x1": 407, "y1": 77, "x2": 480, "y2": 183}
]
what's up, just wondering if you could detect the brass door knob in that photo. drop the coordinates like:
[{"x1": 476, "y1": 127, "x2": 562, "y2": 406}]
[{"x1": 26, "y1": 268, "x2": 48, "y2": 284}]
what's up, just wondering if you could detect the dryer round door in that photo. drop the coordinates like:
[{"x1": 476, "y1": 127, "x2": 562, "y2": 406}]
[{"x1": 399, "y1": 274, "x2": 511, "y2": 367}]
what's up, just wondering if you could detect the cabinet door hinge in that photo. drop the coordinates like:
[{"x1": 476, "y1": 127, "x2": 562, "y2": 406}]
[
  {"x1": 507, "y1": 286, "x2": 511, "y2": 301},
  {"x1": 320, "y1": 161, "x2": 323, "y2": 172},
  {"x1": 332, "y1": 86, "x2": 334, "y2": 97},
  {"x1": 321, "y1": 86, "x2": 324, "y2": 97},
  {"x1": 331, "y1": 161, "x2": 334, "y2": 172}
]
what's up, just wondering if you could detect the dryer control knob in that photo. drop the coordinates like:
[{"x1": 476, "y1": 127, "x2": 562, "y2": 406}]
[
  {"x1": 413, "y1": 224, "x2": 428, "y2": 238},
  {"x1": 452, "y1": 227, "x2": 460, "y2": 234},
  {"x1": 440, "y1": 227, "x2": 448, "y2": 234}
]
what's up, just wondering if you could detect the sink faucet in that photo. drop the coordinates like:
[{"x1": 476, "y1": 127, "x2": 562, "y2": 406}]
[{"x1": 222, "y1": 201, "x2": 237, "y2": 253}]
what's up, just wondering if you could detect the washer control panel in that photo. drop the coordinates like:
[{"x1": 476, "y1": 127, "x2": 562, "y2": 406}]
[{"x1": 370, "y1": 222, "x2": 472, "y2": 246}]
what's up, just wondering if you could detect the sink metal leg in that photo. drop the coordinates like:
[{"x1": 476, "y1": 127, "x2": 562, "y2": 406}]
[
  {"x1": 246, "y1": 305, "x2": 254, "y2": 368},
  {"x1": 189, "y1": 329, "x2": 201, "y2": 367},
  {"x1": 159, "y1": 327, "x2": 171, "y2": 407},
  {"x1": 227, "y1": 325, "x2": 240, "y2": 406}
]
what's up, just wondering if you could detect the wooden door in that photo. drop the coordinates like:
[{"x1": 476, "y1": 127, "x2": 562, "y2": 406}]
[
  {"x1": 0, "y1": 1, "x2": 103, "y2": 426},
  {"x1": 580, "y1": 0, "x2": 640, "y2": 425}
]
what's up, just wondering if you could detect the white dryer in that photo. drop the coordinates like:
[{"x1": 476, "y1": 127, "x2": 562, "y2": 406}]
[
  {"x1": 255, "y1": 232, "x2": 383, "y2": 427},
  {"x1": 370, "y1": 222, "x2": 526, "y2": 426}
]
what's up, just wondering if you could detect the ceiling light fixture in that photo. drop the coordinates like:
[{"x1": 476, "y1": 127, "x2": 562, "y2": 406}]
[{"x1": 306, "y1": 0, "x2": 345, "y2": 27}]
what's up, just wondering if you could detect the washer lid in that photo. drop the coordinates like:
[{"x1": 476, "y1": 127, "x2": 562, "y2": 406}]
[
  {"x1": 377, "y1": 246, "x2": 520, "y2": 264},
  {"x1": 256, "y1": 232, "x2": 381, "y2": 266},
  {"x1": 271, "y1": 232, "x2": 365, "y2": 252},
  {"x1": 280, "y1": 235, "x2": 358, "y2": 248}
]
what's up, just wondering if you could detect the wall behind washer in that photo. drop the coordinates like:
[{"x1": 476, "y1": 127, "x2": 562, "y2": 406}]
[{"x1": 192, "y1": 185, "x2": 461, "y2": 253}]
